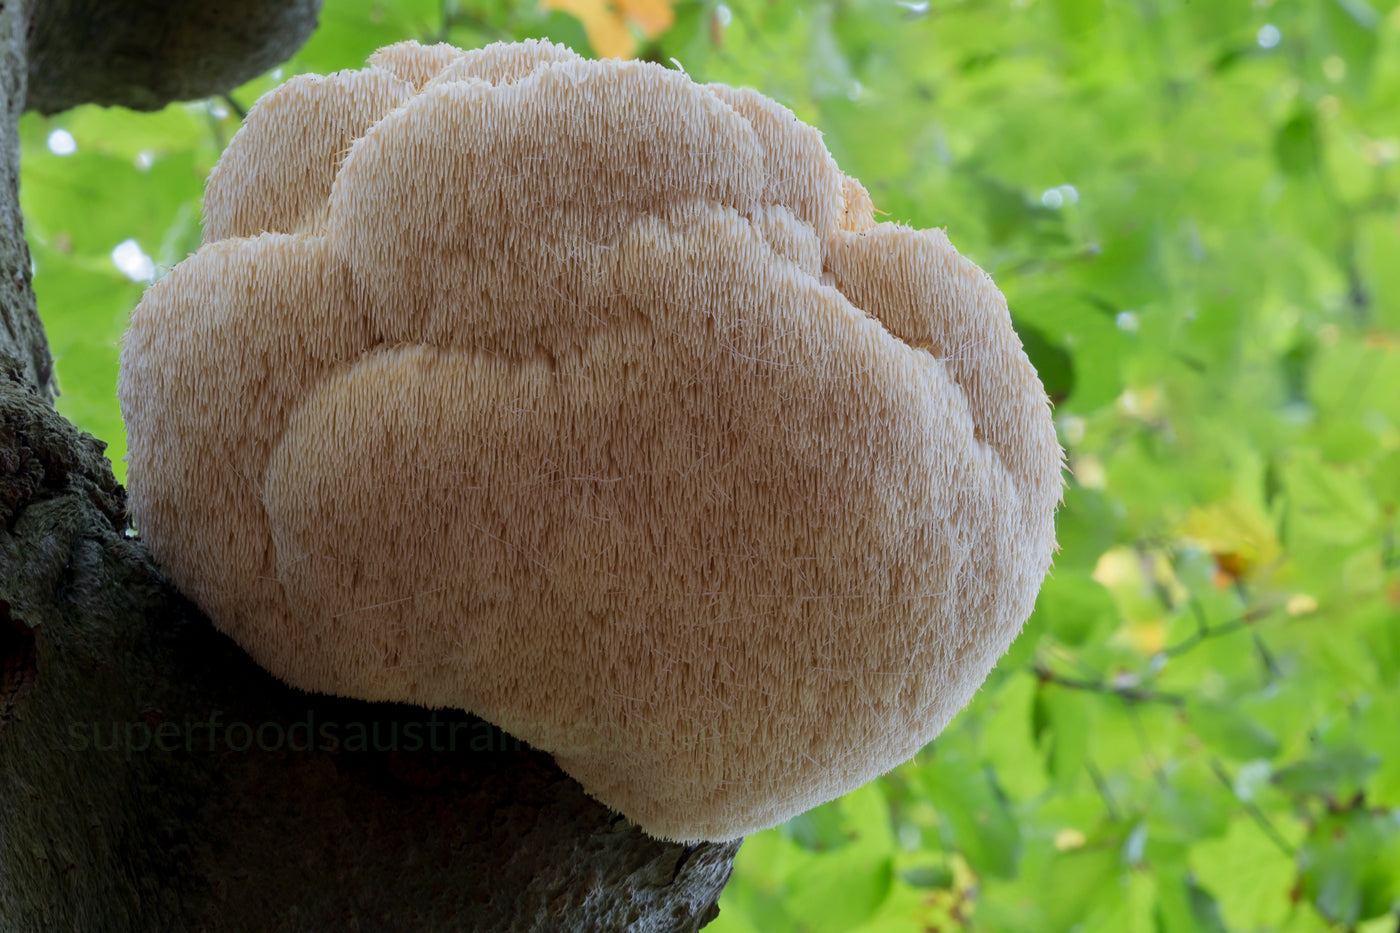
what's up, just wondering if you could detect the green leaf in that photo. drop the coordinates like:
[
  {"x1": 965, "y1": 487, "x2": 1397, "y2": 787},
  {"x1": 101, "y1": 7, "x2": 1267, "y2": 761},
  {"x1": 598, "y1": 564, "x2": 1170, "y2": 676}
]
[
  {"x1": 1035, "y1": 684, "x2": 1092, "y2": 785},
  {"x1": 1014, "y1": 319, "x2": 1075, "y2": 405},
  {"x1": 1053, "y1": 484, "x2": 1125, "y2": 572},
  {"x1": 1050, "y1": 0, "x2": 1107, "y2": 38},
  {"x1": 918, "y1": 750, "x2": 1022, "y2": 879},
  {"x1": 1273, "y1": 745, "x2": 1381, "y2": 799},
  {"x1": 1283, "y1": 451, "x2": 1380, "y2": 553},
  {"x1": 1007, "y1": 289, "x2": 1127, "y2": 411},
  {"x1": 1155, "y1": 871, "x2": 1229, "y2": 933},
  {"x1": 293, "y1": 0, "x2": 440, "y2": 73},
  {"x1": 898, "y1": 863, "x2": 953, "y2": 890},
  {"x1": 1371, "y1": 450, "x2": 1400, "y2": 508},
  {"x1": 1320, "y1": 0, "x2": 1381, "y2": 95},
  {"x1": 782, "y1": 802, "x2": 858, "y2": 853},
  {"x1": 1190, "y1": 817, "x2": 1299, "y2": 931},
  {"x1": 1031, "y1": 571, "x2": 1119, "y2": 647},
  {"x1": 1299, "y1": 811, "x2": 1400, "y2": 926},
  {"x1": 837, "y1": 782, "x2": 896, "y2": 858},
  {"x1": 1275, "y1": 108, "x2": 1322, "y2": 176},
  {"x1": 785, "y1": 851, "x2": 893, "y2": 933},
  {"x1": 1148, "y1": 765, "x2": 1233, "y2": 845},
  {"x1": 1044, "y1": 847, "x2": 1120, "y2": 931},
  {"x1": 983, "y1": 674, "x2": 1050, "y2": 802},
  {"x1": 966, "y1": 173, "x2": 1063, "y2": 247},
  {"x1": 1358, "y1": 686, "x2": 1400, "y2": 806},
  {"x1": 1186, "y1": 699, "x2": 1281, "y2": 761}
]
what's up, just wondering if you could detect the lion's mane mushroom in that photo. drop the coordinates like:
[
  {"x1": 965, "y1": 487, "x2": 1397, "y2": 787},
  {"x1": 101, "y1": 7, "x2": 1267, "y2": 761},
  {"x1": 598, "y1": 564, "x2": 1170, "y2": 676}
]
[{"x1": 118, "y1": 39, "x2": 1063, "y2": 843}]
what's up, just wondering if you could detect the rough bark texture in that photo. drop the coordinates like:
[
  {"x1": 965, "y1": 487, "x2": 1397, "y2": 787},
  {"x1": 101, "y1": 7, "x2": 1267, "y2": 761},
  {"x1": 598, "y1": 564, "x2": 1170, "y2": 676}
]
[
  {"x1": 0, "y1": 0, "x2": 50, "y2": 401},
  {"x1": 0, "y1": 2, "x2": 739, "y2": 929},
  {"x1": 25, "y1": 0, "x2": 325, "y2": 115}
]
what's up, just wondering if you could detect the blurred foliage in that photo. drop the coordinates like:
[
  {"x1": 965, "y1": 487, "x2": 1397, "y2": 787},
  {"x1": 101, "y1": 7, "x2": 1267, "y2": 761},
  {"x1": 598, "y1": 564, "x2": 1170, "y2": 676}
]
[
  {"x1": 19, "y1": 0, "x2": 1400, "y2": 929},
  {"x1": 541, "y1": 0, "x2": 676, "y2": 56}
]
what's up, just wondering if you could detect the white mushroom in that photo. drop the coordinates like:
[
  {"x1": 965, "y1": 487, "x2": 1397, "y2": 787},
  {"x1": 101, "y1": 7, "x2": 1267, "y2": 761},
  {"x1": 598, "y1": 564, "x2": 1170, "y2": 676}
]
[{"x1": 118, "y1": 39, "x2": 1063, "y2": 842}]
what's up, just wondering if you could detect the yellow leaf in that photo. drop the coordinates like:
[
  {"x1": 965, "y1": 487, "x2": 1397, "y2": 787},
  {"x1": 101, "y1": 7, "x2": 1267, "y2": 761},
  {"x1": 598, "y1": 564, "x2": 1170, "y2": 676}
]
[
  {"x1": 1285, "y1": 593, "x2": 1318, "y2": 615},
  {"x1": 541, "y1": 0, "x2": 633, "y2": 58},
  {"x1": 541, "y1": 0, "x2": 677, "y2": 59},
  {"x1": 617, "y1": 0, "x2": 674, "y2": 37},
  {"x1": 1178, "y1": 500, "x2": 1282, "y2": 580},
  {"x1": 1054, "y1": 828, "x2": 1087, "y2": 851},
  {"x1": 1127, "y1": 619, "x2": 1166, "y2": 654}
]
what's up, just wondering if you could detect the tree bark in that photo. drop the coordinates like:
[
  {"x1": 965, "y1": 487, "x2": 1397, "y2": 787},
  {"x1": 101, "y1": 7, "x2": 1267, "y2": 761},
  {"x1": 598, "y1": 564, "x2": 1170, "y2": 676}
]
[
  {"x1": 0, "y1": 3, "x2": 739, "y2": 929},
  {"x1": 26, "y1": 0, "x2": 324, "y2": 115}
]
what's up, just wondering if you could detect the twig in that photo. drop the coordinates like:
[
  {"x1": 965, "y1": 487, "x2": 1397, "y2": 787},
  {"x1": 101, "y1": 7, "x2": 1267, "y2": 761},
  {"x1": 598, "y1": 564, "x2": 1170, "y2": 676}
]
[
  {"x1": 1163, "y1": 604, "x2": 1272, "y2": 658},
  {"x1": 1127, "y1": 703, "x2": 1168, "y2": 784},
  {"x1": 1253, "y1": 632, "x2": 1281, "y2": 683},
  {"x1": 1033, "y1": 664, "x2": 1185, "y2": 707},
  {"x1": 1208, "y1": 757, "x2": 1297, "y2": 858},
  {"x1": 221, "y1": 94, "x2": 245, "y2": 121},
  {"x1": 1085, "y1": 759, "x2": 1121, "y2": 821}
]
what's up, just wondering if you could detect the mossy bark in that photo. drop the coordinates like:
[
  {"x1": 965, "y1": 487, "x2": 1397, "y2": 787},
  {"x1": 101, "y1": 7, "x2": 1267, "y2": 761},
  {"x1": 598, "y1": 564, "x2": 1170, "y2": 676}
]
[{"x1": 0, "y1": 4, "x2": 738, "y2": 929}]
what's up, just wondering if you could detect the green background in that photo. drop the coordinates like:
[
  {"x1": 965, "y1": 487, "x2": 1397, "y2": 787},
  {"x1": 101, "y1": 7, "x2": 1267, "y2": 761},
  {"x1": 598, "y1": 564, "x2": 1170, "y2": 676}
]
[{"x1": 21, "y1": 1, "x2": 1400, "y2": 930}]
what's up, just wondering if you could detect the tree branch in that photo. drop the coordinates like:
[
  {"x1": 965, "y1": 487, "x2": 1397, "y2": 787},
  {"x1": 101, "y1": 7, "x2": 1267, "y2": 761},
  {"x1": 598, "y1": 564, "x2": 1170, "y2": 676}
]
[{"x1": 25, "y1": 0, "x2": 323, "y2": 115}]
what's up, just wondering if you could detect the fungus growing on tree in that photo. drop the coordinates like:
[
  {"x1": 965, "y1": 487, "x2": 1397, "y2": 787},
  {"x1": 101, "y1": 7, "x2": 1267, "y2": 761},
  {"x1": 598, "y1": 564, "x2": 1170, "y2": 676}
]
[{"x1": 117, "y1": 39, "x2": 1063, "y2": 843}]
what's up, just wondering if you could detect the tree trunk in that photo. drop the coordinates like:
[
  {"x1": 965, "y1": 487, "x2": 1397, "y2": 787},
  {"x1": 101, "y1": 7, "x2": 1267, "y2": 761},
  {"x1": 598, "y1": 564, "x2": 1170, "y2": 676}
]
[{"x1": 0, "y1": 3, "x2": 739, "y2": 929}]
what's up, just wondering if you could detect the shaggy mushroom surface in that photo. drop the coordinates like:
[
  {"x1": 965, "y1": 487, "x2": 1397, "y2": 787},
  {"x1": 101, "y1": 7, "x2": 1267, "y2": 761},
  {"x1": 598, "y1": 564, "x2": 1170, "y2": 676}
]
[{"x1": 118, "y1": 39, "x2": 1063, "y2": 843}]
